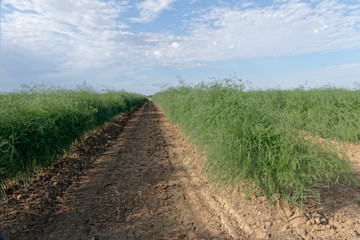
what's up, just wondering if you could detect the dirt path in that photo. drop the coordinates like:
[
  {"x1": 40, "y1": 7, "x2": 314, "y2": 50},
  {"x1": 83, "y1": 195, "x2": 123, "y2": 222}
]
[
  {"x1": 1, "y1": 101, "x2": 360, "y2": 240},
  {"x1": 44, "y1": 101, "x2": 236, "y2": 240},
  {"x1": 0, "y1": 101, "x2": 237, "y2": 240}
]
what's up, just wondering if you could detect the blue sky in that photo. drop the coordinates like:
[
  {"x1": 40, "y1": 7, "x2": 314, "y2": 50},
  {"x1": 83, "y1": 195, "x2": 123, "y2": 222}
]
[{"x1": 1, "y1": 0, "x2": 360, "y2": 94}]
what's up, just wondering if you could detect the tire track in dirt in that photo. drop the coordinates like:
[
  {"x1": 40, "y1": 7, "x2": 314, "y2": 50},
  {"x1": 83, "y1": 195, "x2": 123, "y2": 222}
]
[{"x1": 1, "y1": 101, "x2": 235, "y2": 240}]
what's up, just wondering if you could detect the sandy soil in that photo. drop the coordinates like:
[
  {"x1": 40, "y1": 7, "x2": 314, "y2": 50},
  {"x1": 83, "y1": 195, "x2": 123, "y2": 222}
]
[{"x1": 1, "y1": 101, "x2": 360, "y2": 240}]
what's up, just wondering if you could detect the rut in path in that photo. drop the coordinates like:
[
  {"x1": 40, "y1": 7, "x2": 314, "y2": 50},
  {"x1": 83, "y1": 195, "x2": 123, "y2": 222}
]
[{"x1": 16, "y1": 101, "x2": 234, "y2": 240}]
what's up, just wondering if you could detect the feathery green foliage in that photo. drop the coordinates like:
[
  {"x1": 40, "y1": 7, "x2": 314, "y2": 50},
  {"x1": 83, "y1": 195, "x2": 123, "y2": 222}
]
[
  {"x1": 0, "y1": 84, "x2": 147, "y2": 198},
  {"x1": 153, "y1": 79, "x2": 358, "y2": 207}
]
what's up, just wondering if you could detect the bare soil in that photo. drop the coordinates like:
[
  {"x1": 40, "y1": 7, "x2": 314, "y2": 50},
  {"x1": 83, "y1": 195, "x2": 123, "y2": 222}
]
[{"x1": 1, "y1": 101, "x2": 360, "y2": 240}]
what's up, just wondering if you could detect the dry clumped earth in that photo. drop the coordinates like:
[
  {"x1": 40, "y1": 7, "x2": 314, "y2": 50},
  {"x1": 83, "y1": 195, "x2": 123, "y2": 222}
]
[{"x1": 0, "y1": 101, "x2": 360, "y2": 239}]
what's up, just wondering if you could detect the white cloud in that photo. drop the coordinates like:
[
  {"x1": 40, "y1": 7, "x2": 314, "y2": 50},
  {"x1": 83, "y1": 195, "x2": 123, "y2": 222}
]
[
  {"x1": 1, "y1": 0, "x2": 133, "y2": 70},
  {"x1": 182, "y1": 0, "x2": 360, "y2": 61},
  {"x1": 172, "y1": 42, "x2": 179, "y2": 49},
  {"x1": 3, "y1": 0, "x2": 360, "y2": 71},
  {"x1": 153, "y1": 50, "x2": 162, "y2": 58},
  {"x1": 131, "y1": 0, "x2": 176, "y2": 23},
  {"x1": 1, "y1": 0, "x2": 360, "y2": 93},
  {"x1": 3, "y1": 0, "x2": 128, "y2": 33}
]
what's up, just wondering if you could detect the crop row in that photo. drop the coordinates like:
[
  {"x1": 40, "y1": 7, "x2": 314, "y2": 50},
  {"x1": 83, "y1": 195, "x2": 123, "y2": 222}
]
[
  {"x1": 152, "y1": 79, "x2": 359, "y2": 207},
  {"x1": 0, "y1": 85, "x2": 147, "y2": 198}
]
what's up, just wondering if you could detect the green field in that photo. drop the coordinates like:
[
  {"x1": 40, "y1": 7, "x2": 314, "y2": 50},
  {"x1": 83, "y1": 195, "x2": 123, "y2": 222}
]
[
  {"x1": 0, "y1": 85, "x2": 147, "y2": 198},
  {"x1": 153, "y1": 79, "x2": 359, "y2": 207}
]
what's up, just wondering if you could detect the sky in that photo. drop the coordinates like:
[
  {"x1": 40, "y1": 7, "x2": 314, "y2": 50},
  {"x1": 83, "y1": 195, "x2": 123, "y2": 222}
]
[{"x1": 1, "y1": 0, "x2": 360, "y2": 95}]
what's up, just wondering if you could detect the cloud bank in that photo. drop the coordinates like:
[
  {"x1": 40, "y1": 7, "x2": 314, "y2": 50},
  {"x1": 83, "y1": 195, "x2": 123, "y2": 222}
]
[{"x1": 1, "y1": 0, "x2": 360, "y2": 93}]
